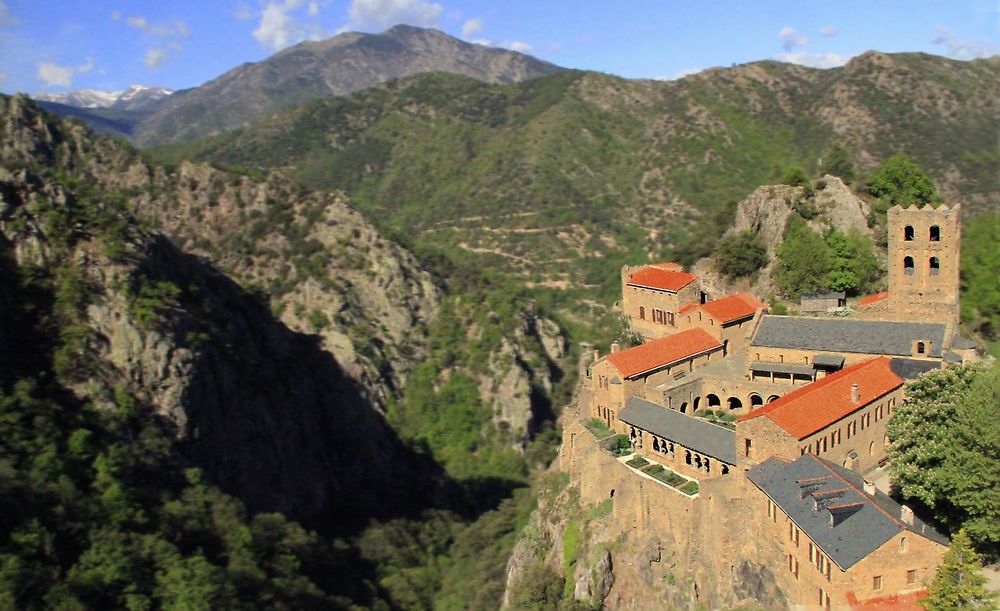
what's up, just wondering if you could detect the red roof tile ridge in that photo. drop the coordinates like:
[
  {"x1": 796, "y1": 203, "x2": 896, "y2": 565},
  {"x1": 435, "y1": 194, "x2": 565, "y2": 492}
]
[
  {"x1": 736, "y1": 356, "x2": 902, "y2": 432},
  {"x1": 606, "y1": 328, "x2": 721, "y2": 378}
]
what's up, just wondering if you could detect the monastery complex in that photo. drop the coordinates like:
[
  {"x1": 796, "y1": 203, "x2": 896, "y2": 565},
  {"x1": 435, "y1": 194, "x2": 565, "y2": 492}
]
[{"x1": 561, "y1": 205, "x2": 978, "y2": 609}]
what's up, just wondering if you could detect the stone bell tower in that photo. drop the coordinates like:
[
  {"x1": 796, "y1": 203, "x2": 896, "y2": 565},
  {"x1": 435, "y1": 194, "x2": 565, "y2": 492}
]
[{"x1": 886, "y1": 204, "x2": 961, "y2": 324}]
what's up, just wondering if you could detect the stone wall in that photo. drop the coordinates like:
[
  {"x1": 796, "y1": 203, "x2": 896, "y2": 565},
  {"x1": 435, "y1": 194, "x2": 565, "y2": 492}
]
[{"x1": 887, "y1": 204, "x2": 961, "y2": 324}]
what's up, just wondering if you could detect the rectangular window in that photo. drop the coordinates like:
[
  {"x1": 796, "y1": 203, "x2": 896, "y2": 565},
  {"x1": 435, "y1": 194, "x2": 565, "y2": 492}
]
[
  {"x1": 873, "y1": 575, "x2": 882, "y2": 590},
  {"x1": 808, "y1": 543, "x2": 814, "y2": 562},
  {"x1": 907, "y1": 570, "x2": 916, "y2": 585},
  {"x1": 667, "y1": 312, "x2": 675, "y2": 326},
  {"x1": 794, "y1": 527, "x2": 799, "y2": 546},
  {"x1": 836, "y1": 430, "x2": 842, "y2": 445},
  {"x1": 818, "y1": 588, "x2": 824, "y2": 607}
]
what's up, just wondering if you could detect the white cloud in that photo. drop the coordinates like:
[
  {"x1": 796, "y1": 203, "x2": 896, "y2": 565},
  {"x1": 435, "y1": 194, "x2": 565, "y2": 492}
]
[
  {"x1": 346, "y1": 0, "x2": 443, "y2": 30},
  {"x1": 777, "y1": 51, "x2": 852, "y2": 69},
  {"x1": 125, "y1": 15, "x2": 190, "y2": 38},
  {"x1": 820, "y1": 26, "x2": 837, "y2": 37},
  {"x1": 0, "y1": 0, "x2": 18, "y2": 27},
  {"x1": 253, "y1": 0, "x2": 312, "y2": 50},
  {"x1": 778, "y1": 25, "x2": 807, "y2": 52},
  {"x1": 461, "y1": 17, "x2": 483, "y2": 39},
  {"x1": 930, "y1": 26, "x2": 998, "y2": 60},
  {"x1": 504, "y1": 40, "x2": 532, "y2": 53},
  {"x1": 77, "y1": 57, "x2": 94, "y2": 73},
  {"x1": 144, "y1": 48, "x2": 168, "y2": 68},
  {"x1": 308, "y1": 1, "x2": 320, "y2": 16},
  {"x1": 36, "y1": 62, "x2": 74, "y2": 87}
]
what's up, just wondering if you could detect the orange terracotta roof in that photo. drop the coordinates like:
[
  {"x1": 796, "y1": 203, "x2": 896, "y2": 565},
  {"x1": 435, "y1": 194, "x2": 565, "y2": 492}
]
[
  {"x1": 859, "y1": 291, "x2": 891, "y2": 307},
  {"x1": 626, "y1": 266, "x2": 697, "y2": 292},
  {"x1": 648, "y1": 262, "x2": 685, "y2": 272},
  {"x1": 606, "y1": 328, "x2": 722, "y2": 378},
  {"x1": 846, "y1": 589, "x2": 927, "y2": 610},
  {"x1": 737, "y1": 357, "x2": 903, "y2": 439},
  {"x1": 678, "y1": 303, "x2": 698, "y2": 315},
  {"x1": 698, "y1": 293, "x2": 765, "y2": 324}
]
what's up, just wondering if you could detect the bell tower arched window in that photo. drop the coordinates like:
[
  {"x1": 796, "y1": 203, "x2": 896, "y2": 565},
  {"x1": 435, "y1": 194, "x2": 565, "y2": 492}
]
[
  {"x1": 929, "y1": 225, "x2": 940, "y2": 241},
  {"x1": 904, "y1": 225, "x2": 914, "y2": 241},
  {"x1": 929, "y1": 257, "x2": 940, "y2": 276},
  {"x1": 903, "y1": 256, "x2": 915, "y2": 276}
]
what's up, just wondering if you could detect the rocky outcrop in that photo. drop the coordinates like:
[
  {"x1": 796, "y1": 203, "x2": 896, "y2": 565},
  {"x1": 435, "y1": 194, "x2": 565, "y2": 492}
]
[{"x1": 0, "y1": 119, "x2": 454, "y2": 529}]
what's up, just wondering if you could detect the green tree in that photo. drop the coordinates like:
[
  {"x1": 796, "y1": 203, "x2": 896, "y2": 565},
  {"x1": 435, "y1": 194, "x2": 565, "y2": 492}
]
[
  {"x1": 960, "y1": 213, "x2": 1000, "y2": 344},
  {"x1": 780, "y1": 165, "x2": 812, "y2": 188},
  {"x1": 825, "y1": 230, "x2": 881, "y2": 295},
  {"x1": 920, "y1": 529, "x2": 996, "y2": 610},
  {"x1": 716, "y1": 230, "x2": 769, "y2": 279},
  {"x1": 865, "y1": 154, "x2": 941, "y2": 208},
  {"x1": 887, "y1": 364, "x2": 1000, "y2": 557},
  {"x1": 773, "y1": 215, "x2": 831, "y2": 298},
  {"x1": 819, "y1": 142, "x2": 856, "y2": 183}
]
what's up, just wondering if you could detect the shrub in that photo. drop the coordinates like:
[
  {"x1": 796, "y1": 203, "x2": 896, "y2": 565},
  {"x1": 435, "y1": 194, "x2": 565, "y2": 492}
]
[
  {"x1": 716, "y1": 230, "x2": 768, "y2": 278},
  {"x1": 626, "y1": 456, "x2": 649, "y2": 469}
]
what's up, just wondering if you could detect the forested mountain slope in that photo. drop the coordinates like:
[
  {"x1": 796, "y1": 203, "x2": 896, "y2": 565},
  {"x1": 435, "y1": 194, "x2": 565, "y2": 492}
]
[{"x1": 154, "y1": 51, "x2": 997, "y2": 317}]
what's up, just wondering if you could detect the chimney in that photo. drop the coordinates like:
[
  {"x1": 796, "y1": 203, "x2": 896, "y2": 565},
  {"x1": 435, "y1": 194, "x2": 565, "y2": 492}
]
[
  {"x1": 593, "y1": 349, "x2": 600, "y2": 363},
  {"x1": 851, "y1": 383, "x2": 861, "y2": 404},
  {"x1": 611, "y1": 341, "x2": 621, "y2": 353},
  {"x1": 863, "y1": 479, "x2": 876, "y2": 496},
  {"x1": 900, "y1": 505, "x2": 914, "y2": 526}
]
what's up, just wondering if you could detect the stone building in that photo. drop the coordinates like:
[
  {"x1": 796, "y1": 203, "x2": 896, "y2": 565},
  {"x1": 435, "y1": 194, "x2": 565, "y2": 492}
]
[
  {"x1": 735, "y1": 357, "x2": 904, "y2": 473},
  {"x1": 620, "y1": 263, "x2": 702, "y2": 339},
  {"x1": 590, "y1": 328, "x2": 723, "y2": 427},
  {"x1": 676, "y1": 292, "x2": 767, "y2": 354},
  {"x1": 747, "y1": 454, "x2": 948, "y2": 609},
  {"x1": 618, "y1": 396, "x2": 736, "y2": 480},
  {"x1": 747, "y1": 316, "x2": 950, "y2": 385},
  {"x1": 800, "y1": 291, "x2": 846, "y2": 312}
]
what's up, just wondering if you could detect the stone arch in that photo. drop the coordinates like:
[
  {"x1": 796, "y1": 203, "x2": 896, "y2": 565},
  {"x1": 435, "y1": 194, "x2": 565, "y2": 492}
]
[
  {"x1": 652, "y1": 438, "x2": 660, "y2": 452},
  {"x1": 904, "y1": 225, "x2": 914, "y2": 241},
  {"x1": 685, "y1": 450, "x2": 692, "y2": 465},
  {"x1": 707, "y1": 394, "x2": 721, "y2": 408},
  {"x1": 727, "y1": 396, "x2": 743, "y2": 410},
  {"x1": 767, "y1": 395, "x2": 780, "y2": 403},
  {"x1": 694, "y1": 455, "x2": 702, "y2": 469},
  {"x1": 693, "y1": 397, "x2": 701, "y2": 412},
  {"x1": 929, "y1": 256, "x2": 940, "y2": 276},
  {"x1": 639, "y1": 305, "x2": 645, "y2": 320},
  {"x1": 929, "y1": 225, "x2": 940, "y2": 241},
  {"x1": 722, "y1": 464, "x2": 729, "y2": 475},
  {"x1": 630, "y1": 427, "x2": 636, "y2": 439},
  {"x1": 750, "y1": 394, "x2": 763, "y2": 407},
  {"x1": 900, "y1": 537, "x2": 908, "y2": 552},
  {"x1": 904, "y1": 256, "x2": 915, "y2": 276},
  {"x1": 610, "y1": 489, "x2": 615, "y2": 498},
  {"x1": 869, "y1": 441, "x2": 875, "y2": 456},
  {"x1": 680, "y1": 402, "x2": 688, "y2": 413},
  {"x1": 917, "y1": 341, "x2": 926, "y2": 354}
]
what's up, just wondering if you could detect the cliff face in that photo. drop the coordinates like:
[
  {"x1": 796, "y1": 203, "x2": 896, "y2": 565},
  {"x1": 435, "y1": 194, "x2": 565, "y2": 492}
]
[
  {"x1": 502, "y1": 400, "x2": 787, "y2": 609},
  {"x1": 0, "y1": 94, "x2": 453, "y2": 528}
]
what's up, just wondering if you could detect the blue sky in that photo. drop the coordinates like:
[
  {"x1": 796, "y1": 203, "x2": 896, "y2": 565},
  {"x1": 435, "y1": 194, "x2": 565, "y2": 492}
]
[{"x1": 1, "y1": 0, "x2": 997, "y2": 94}]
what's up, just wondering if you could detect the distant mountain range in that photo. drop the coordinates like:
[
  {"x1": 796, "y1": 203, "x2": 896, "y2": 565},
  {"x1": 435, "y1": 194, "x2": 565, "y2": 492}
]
[
  {"x1": 33, "y1": 84, "x2": 174, "y2": 111},
  {"x1": 35, "y1": 25, "x2": 561, "y2": 146}
]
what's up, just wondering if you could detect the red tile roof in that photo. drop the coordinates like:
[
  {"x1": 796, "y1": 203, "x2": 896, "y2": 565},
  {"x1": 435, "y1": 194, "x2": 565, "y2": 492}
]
[
  {"x1": 737, "y1": 357, "x2": 903, "y2": 439},
  {"x1": 678, "y1": 303, "x2": 698, "y2": 315},
  {"x1": 859, "y1": 291, "x2": 891, "y2": 307},
  {"x1": 607, "y1": 328, "x2": 722, "y2": 379},
  {"x1": 648, "y1": 262, "x2": 684, "y2": 272},
  {"x1": 626, "y1": 266, "x2": 697, "y2": 292},
  {"x1": 698, "y1": 293, "x2": 765, "y2": 324}
]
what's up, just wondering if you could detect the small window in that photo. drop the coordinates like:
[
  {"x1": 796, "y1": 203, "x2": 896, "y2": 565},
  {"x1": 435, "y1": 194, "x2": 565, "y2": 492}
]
[
  {"x1": 929, "y1": 225, "x2": 940, "y2": 241},
  {"x1": 904, "y1": 225, "x2": 914, "y2": 241},
  {"x1": 907, "y1": 569, "x2": 917, "y2": 585},
  {"x1": 873, "y1": 575, "x2": 882, "y2": 591},
  {"x1": 639, "y1": 306, "x2": 645, "y2": 320},
  {"x1": 900, "y1": 537, "x2": 908, "y2": 553},
  {"x1": 917, "y1": 341, "x2": 926, "y2": 354},
  {"x1": 930, "y1": 257, "x2": 940, "y2": 276},
  {"x1": 904, "y1": 256, "x2": 915, "y2": 276}
]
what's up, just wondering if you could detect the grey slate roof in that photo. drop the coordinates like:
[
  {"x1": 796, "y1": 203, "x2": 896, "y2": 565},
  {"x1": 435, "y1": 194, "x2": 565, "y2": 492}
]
[
  {"x1": 944, "y1": 351, "x2": 963, "y2": 364},
  {"x1": 812, "y1": 353, "x2": 846, "y2": 368},
  {"x1": 889, "y1": 358, "x2": 941, "y2": 379},
  {"x1": 619, "y1": 396, "x2": 736, "y2": 464},
  {"x1": 747, "y1": 455, "x2": 948, "y2": 570},
  {"x1": 952, "y1": 335, "x2": 977, "y2": 350},
  {"x1": 749, "y1": 362, "x2": 816, "y2": 375},
  {"x1": 751, "y1": 316, "x2": 946, "y2": 358}
]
